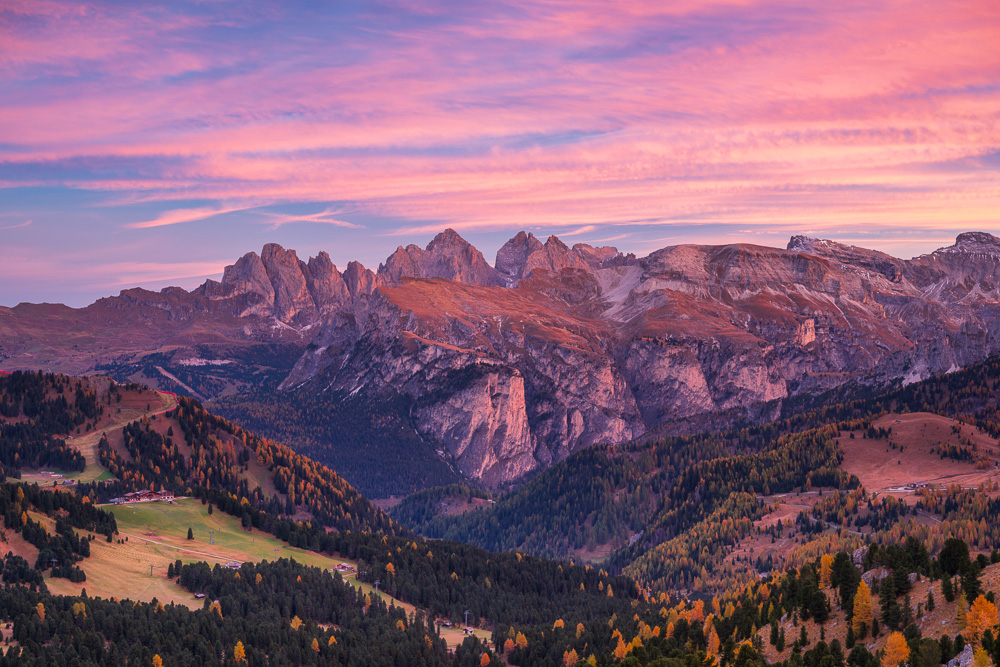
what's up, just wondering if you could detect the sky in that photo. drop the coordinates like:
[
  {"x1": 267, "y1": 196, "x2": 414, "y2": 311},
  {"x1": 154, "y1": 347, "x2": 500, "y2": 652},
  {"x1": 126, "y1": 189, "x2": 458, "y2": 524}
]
[{"x1": 1, "y1": 0, "x2": 998, "y2": 306}]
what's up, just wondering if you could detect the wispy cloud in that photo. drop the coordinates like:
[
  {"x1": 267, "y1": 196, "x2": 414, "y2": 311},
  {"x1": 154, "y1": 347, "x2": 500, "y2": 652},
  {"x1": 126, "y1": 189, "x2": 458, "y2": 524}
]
[
  {"x1": 559, "y1": 225, "x2": 598, "y2": 236},
  {"x1": 256, "y1": 207, "x2": 363, "y2": 231},
  {"x1": 126, "y1": 206, "x2": 247, "y2": 229},
  {"x1": 0, "y1": 220, "x2": 32, "y2": 230},
  {"x1": 1, "y1": 0, "x2": 998, "y2": 304}
]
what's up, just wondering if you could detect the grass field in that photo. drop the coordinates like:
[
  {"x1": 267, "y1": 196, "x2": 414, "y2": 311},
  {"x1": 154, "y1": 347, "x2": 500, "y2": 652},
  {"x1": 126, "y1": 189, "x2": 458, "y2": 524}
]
[
  {"x1": 41, "y1": 499, "x2": 489, "y2": 644},
  {"x1": 45, "y1": 498, "x2": 344, "y2": 609}
]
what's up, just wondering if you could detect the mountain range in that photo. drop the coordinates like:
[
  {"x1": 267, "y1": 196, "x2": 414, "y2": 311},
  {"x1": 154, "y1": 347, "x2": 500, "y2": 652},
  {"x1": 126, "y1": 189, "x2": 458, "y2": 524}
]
[{"x1": 3, "y1": 230, "x2": 1000, "y2": 487}]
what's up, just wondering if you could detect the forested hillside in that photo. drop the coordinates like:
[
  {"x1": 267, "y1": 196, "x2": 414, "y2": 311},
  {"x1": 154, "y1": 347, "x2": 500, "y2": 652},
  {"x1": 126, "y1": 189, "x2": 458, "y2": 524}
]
[
  {"x1": 0, "y1": 371, "x2": 98, "y2": 477},
  {"x1": 396, "y1": 354, "x2": 1000, "y2": 598},
  {"x1": 210, "y1": 386, "x2": 460, "y2": 498},
  {"x1": 3, "y1": 363, "x2": 1000, "y2": 665},
  {"x1": 80, "y1": 395, "x2": 401, "y2": 536}
]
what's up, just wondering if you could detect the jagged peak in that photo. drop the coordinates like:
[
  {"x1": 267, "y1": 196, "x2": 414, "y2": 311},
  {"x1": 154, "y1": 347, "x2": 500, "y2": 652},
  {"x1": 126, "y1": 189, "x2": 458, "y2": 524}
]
[
  {"x1": 426, "y1": 228, "x2": 471, "y2": 250},
  {"x1": 509, "y1": 230, "x2": 538, "y2": 245},
  {"x1": 787, "y1": 235, "x2": 831, "y2": 252},
  {"x1": 544, "y1": 235, "x2": 569, "y2": 252},
  {"x1": 260, "y1": 242, "x2": 297, "y2": 261}
]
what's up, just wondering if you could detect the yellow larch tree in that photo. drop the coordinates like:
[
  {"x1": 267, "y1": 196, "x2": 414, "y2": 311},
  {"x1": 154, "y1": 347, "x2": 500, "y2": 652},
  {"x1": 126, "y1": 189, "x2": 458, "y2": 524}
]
[
  {"x1": 707, "y1": 628, "x2": 721, "y2": 657},
  {"x1": 881, "y1": 632, "x2": 910, "y2": 667},
  {"x1": 852, "y1": 581, "x2": 873, "y2": 636},
  {"x1": 967, "y1": 595, "x2": 999, "y2": 645},
  {"x1": 820, "y1": 554, "x2": 834, "y2": 588},
  {"x1": 972, "y1": 647, "x2": 993, "y2": 667},
  {"x1": 613, "y1": 636, "x2": 629, "y2": 660},
  {"x1": 563, "y1": 649, "x2": 579, "y2": 666},
  {"x1": 234, "y1": 641, "x2": 246, "y2": 663}
]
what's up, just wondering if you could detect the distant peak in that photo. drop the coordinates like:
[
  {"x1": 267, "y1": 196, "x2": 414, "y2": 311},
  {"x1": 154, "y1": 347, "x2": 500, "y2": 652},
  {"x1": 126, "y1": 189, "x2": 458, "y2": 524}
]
[
  {"x1": 930, "y1": 231, "x2": 1000, "y2": 258},
  {"x1": 955, "y1": 231, "x2": 1000, "y2": 247},
  {"x1": 787, "y1": 235, "x2": 822, "y2": 251},
  {"x1": 545, "y1": 235, "x2": 569, "y2": 251},
  {"x1": 261, "y1": 242, "x2": 292, "y2": 258},
  {"x1": 427, "y1": 228, "x2": 469, "y2": 249}
]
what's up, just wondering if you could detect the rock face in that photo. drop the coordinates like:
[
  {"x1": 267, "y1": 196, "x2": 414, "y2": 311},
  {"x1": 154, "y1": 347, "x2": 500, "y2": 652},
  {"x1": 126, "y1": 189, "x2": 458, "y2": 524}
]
[
  {"x1": 216, "y1": 244, "x2": 382, "y2": 327},
  {"x1": 494, "y1": 231, "x2": 636, "y2": 287},
  {"x1": 379, "y1": 228, "x2": 505, "y2": 287},
  {"x1": 282, "y1": 230, "x2": 1000, "y2": 484},
  {"x1": 6, "y1": 229, "x2": 1000, "y2": 487}
]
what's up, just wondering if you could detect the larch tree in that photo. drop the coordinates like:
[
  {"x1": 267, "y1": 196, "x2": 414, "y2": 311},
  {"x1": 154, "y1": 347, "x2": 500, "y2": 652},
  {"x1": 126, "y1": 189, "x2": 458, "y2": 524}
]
[
  {"x1": 967, "y1": 595, "x2": 998, "y2": 644},
  {"x1": 853, "y1": 581, "x2": 873, "y2": 638},
  {"x1": 881, "y1": 631, "x2": 910, "y2": 667},
  {"x1": 820, "y1": 554, "x2": 834, "y2": 589},
  {"x1": 972, "y1": 647, "x2": 993, "y2": 667}
]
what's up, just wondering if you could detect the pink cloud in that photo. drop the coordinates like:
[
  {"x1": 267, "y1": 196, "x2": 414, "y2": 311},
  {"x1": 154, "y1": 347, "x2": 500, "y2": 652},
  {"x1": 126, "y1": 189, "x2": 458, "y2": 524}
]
[{"x1": 1, "y1": 0, "x2": 998, "y2": 248}]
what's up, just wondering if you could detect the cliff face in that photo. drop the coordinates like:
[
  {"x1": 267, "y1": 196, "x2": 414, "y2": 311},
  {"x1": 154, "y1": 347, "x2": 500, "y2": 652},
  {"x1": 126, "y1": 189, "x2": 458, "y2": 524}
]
[
  {"x1": 5, "y1": 229, "x2": 1000, "y2": 486},
  {"x1": 275, "y1": 230, "x2": 1000, "y2": 485}
]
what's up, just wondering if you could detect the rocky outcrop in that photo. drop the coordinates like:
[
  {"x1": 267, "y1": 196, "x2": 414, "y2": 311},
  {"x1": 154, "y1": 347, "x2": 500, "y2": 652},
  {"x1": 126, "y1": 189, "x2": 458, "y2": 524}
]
[
  {"x1": 260, "y1": 243, "x2": 318, "y2": 324},
  {"x1": 379, "y1": 228, "x2": 505, "y2": 286},
  {"x1": 495, "y1": 232, "x2": 636, "y2": 287},
  {"x1": 304, "y1": 251, "x2": 350, "y2": 315},
  {"x1": 495, "y1": 231, "x2": 544, "y2": 285},
  {"x1": 221, "y1": 251, "x2": 275, "y2": 316},
  {"x1": 947, "y1": 645, "x2": 974, "y2": 667}
]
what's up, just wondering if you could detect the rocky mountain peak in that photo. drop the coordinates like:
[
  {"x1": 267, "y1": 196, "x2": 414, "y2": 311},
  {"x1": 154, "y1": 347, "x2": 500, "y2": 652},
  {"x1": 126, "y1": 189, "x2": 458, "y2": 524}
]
[
  {"x1": 495, "y1": 231, "x2": 544, "y2": 285},
  {"x1": 939, "y1": 232, "x2": 1000, "y2": 254},
  {"x1": 426, "y1": 228, "x2": 467, "y2": 250},
  {"x1": 379, "y1": 229, "x2": 504, "y2": 286},
  {"x1": 221, "y1": 250, "x2": 275, "y2": 316},
  {"x1": 544, "y1": 235, "x2": 570, "y2": 252},
  {"x1": 257, "y1": 244, "x2": 317, "y2": 324},
  {"x1": 343, "y1": 260, "x2": 382, "y2": 297},
  {"x1": 305, "y1": 251, "x2": 350, "y2": 314}
]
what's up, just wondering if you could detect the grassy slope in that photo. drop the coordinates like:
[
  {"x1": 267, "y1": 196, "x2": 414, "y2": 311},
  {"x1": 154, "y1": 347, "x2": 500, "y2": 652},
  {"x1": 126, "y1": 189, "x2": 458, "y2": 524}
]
[{"x1": 42, "y1": 498, "x2": 489, "y2": 646}]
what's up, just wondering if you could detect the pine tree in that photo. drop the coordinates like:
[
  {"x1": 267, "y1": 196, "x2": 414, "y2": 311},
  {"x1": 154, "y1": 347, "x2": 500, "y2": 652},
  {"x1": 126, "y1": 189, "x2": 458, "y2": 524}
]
[
  {"x1": 187, "y1": 527, "x2": 193, "y2": 540},
  {"x1": 943, "y1": 576, "x2": 956, "y2": 603}
]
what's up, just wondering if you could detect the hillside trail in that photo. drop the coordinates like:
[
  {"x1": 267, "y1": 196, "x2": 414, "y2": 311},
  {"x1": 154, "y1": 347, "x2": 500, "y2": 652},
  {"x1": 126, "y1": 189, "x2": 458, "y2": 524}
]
[{"x1": 45, "y1": 389, "x2": 179, "y2": 484}]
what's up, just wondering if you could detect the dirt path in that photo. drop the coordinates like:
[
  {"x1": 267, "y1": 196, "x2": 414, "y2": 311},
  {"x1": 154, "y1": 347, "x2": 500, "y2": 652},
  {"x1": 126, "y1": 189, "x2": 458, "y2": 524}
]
[
  {"x1": 22, "y1": 389, "x2": 178, "y2": 485},
  {"x1": 72, "y1": 389, "x2": 177, "y2": 480}
]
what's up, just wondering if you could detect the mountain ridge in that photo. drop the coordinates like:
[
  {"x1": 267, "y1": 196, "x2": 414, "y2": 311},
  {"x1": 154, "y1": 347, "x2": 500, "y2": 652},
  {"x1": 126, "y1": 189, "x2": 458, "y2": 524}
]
[{"x1": 3, "y1": 230, "x2": 1000, "y2": 487}]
